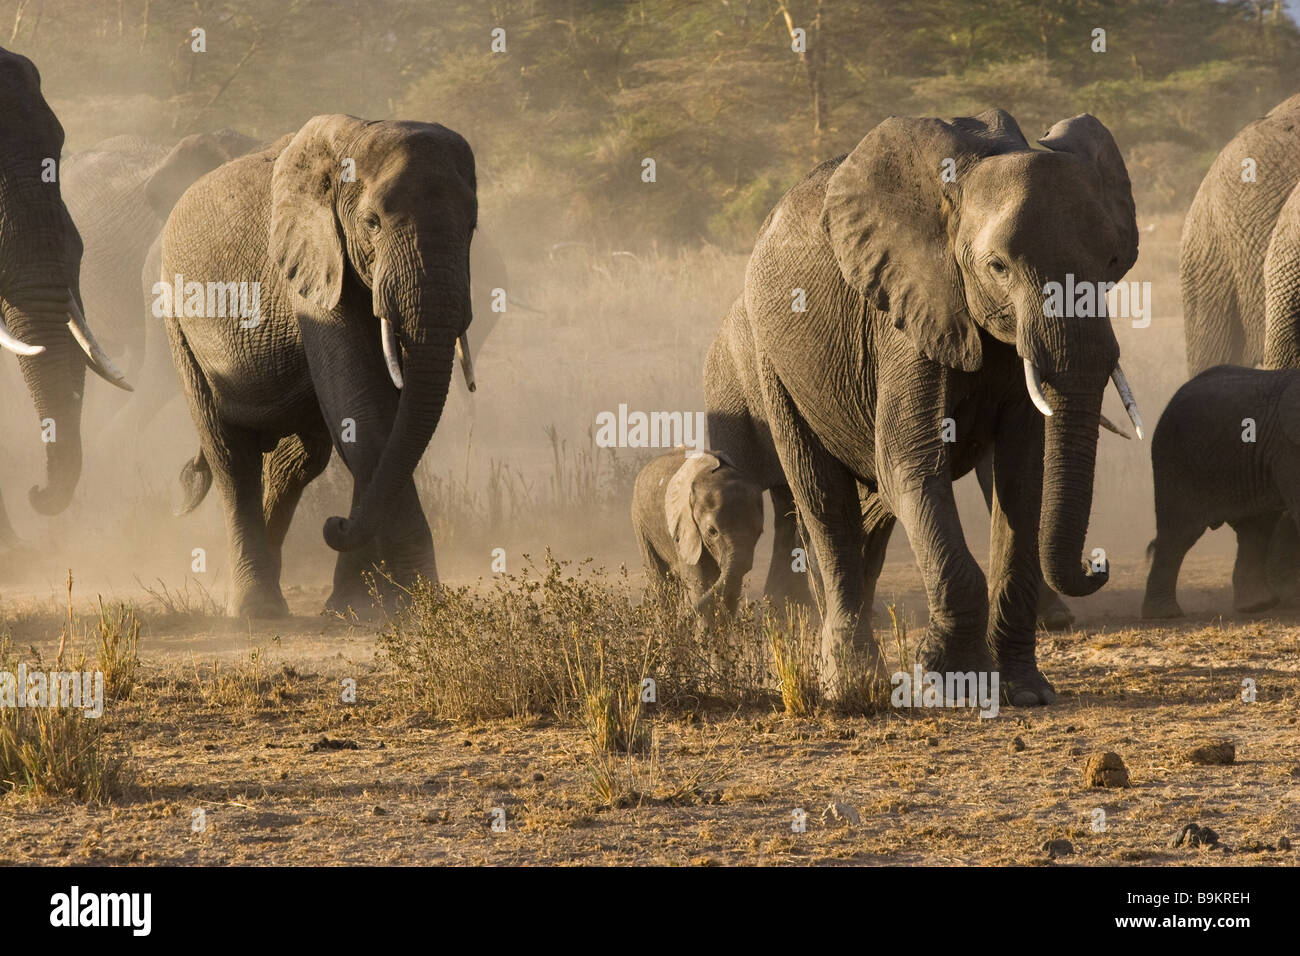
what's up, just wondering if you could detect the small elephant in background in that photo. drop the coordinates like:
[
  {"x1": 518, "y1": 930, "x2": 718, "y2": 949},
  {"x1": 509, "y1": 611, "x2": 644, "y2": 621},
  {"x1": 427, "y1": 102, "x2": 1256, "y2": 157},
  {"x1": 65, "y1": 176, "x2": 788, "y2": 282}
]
[
  {"x1": 632, "y1": 449, "x2": 763, "y2": 615},
  {"x1": 1143, "y1": 365, "x2": 1300, "y2": 618}
]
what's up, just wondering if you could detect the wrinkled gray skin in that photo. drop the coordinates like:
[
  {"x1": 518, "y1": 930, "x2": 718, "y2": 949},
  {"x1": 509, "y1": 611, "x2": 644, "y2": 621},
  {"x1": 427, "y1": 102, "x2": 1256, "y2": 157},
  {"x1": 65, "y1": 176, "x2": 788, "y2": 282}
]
[
  {"x1": 632, "y1": 449, "x2": 763, "y2": 615},
  {"x1": 706, "y1": 109, "x2": 1139, "y2": 705},
  {"x1": 0, "y1": 48, "x2": 127, "y2": 546},
  {"x1": 163, "y1": 114, "x2": 477, "y2": 618},
  {"x1": 1182, "y1": 94, "x2": 1300, "y2": 374},
  {"x1": 59, "y1": 130, "x2": 260, "y2": 434},
  {"x1": 1143, "y1": 365, "x2": 1300, "y2": 618}
]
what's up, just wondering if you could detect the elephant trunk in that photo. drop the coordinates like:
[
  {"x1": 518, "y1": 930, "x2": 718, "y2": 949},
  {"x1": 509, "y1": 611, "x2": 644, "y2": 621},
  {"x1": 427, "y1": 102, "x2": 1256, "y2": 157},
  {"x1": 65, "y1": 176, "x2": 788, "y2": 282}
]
[
  {"x1": 323, "y1": 333, "x2": 456, "y2": 552},
  {"x1": 1037, "y1": 376, "x2": 1107, "y2": 597},
  {"x1": 696, "y1": 547, "x2": 752, "y2": 616},
  {"x1": 6, "y1": 294, "x2": 88, "y2": 515}
]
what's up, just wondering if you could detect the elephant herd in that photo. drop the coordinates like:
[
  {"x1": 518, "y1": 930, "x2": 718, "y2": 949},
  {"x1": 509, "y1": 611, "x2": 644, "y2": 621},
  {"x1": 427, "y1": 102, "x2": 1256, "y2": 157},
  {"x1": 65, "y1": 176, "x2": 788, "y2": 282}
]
[
  {"x1": 0, "y1": 40, "x2": 1292, "y2": 708},
  {"x1": 637, "y1": 93, "x2": 1300, "y2": 706}
]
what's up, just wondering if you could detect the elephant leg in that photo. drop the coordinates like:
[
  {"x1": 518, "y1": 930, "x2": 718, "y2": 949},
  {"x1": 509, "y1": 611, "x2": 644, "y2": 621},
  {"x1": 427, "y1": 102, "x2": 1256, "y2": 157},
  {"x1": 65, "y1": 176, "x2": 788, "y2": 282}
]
[
  {"x1": 985, "y1": 407, "x2": 1055, "y2": 706},
  {"x1": 1265, "y1": 513, "x2": 1300, "y2": 605},
  {"x1": 1229, "y1": 513, "x2": 1279, "y2": 613},
  {"x1": 760, "y1": 362, "x2": 875, "y2": 693},
  {"x1": 0, "y1": 487, "x2": 20, "y2": 547},
  {"x1": 762, "y1": 485, "x2": 814, "y2": 608},
  {"x1": 1142, "y1": 529, "x2": 1202, "y2": 620},
  {"x1": 858, "y1": 488, "x2": 896, "y2": 627},
  {"x1": 168, "y1": 327, "x2": 286, "y2": 618},
  {"x1": 262, "y1": 430, "x2": 333, "y2": 585},
  {"x1": 975, "y1": 448, "x2": 1072, "y2": 631}
]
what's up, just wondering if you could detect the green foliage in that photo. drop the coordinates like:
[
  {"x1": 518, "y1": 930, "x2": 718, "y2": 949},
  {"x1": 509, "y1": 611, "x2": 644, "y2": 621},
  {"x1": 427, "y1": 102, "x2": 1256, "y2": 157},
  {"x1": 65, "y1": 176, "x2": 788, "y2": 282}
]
[{"x1": 10, "y1": 0, "x2": 1299, "y2": 246}]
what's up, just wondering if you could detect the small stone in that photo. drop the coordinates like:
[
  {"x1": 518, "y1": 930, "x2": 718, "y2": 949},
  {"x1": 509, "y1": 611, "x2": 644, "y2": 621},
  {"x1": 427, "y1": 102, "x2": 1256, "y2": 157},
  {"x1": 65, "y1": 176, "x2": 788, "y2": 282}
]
[
  {"x1": 532, "y1": 772, "x2": 545, "y2": 782},
  {"x1": 418, "y1": 809, "x2": 450, "y2": 824},
  {"x1": 1169, "y1": 823, "x2": 1219, "y2": 849},
  {"x1": 1010, "y1": 736, "x2": 1026, "y2": 753},
  {"x1": 1065, "y1": 725, "x2": 1077, "y2": 733},
  {"x1": 371, "y1": 805, "x2": 388, "y2": 816},
  {"x1": 1279, "y1": 835, "x2": 1292, "y2": 851},
  {"x1": 925, "y1": 736, "x2": 939, "y2": 747},
  {"x1": 1184, "y1": 739, "x2": 1235, "y2": 765},
  {"x1": 1043, "y1": 838, "x2": 1073, "y2": 859},
  {"x1": 821, "y1": 802, "x2": 862, "y2": 827},
  {"x1": 1083, "y1": 751, "x2": 1131, "y2": 788}
]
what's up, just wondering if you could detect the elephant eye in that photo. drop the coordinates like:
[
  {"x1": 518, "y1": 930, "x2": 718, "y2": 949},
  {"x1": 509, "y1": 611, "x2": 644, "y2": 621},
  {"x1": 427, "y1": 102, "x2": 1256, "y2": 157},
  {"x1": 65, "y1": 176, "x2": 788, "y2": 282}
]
[
  {"x1": 708, "y1": 526, "x2": 719, "y2": 536},
  {"x1": 363, "y1": 212, "x2": 381, "y2": 233},
  {"x1": 988, "y1": 258, "x2": 1008, "y2": 278}
]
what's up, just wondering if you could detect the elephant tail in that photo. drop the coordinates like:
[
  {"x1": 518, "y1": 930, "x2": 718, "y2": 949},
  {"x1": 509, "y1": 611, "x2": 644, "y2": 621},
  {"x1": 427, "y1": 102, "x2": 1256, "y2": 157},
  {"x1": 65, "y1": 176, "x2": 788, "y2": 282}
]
[{"x1": 174, "y1": 451, "x2": 212, "y2": 516}]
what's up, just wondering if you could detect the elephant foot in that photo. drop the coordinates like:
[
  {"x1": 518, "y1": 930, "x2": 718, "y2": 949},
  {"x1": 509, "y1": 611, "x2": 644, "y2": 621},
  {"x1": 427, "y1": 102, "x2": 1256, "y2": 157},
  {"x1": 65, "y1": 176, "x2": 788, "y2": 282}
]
[
  {"x1": 1233, "y1": 582, "x2": 1278, "y2": 614},
  {"x1": 324, "y1": 587, "x2": 381, "y2": 620},
  {"x1": 999, "y1": 665, "x2": 1057, "y2": 707},
  {"x1": 1036, "y1": 593, "x2": 1075, "y2": 631},
  {"x1": 230, "y1": 587, "x2": 289, "y2": 619},
  {"x1": 818, "y1": 625, "x2": 883, "y2": 701},
  {"x1": 1141, "y1": 595, "x2": 1184, "y2": 620},
  {"x1": 915, "y1": 630, "x2": 995, "y2": 677}
]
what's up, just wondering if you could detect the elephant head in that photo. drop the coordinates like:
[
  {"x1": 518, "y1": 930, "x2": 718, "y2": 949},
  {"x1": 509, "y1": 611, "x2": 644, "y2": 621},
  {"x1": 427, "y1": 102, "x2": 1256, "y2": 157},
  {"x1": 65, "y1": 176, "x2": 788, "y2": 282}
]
[
  {"x1": 666, "y1": 451, "x2": 764, "y2": 614},
  {"x1": 821, "y1": 109, "x2": 1140, "y2": 597},
  {"x1": 268, "y1": 114, "x2": 477, "y2": 552},
  {"x1": 0, "y1": 48, "x2": 129, "y2": 515},
  {"x1": 144, "y1": 128, "x2": 261, "y2": 221}
]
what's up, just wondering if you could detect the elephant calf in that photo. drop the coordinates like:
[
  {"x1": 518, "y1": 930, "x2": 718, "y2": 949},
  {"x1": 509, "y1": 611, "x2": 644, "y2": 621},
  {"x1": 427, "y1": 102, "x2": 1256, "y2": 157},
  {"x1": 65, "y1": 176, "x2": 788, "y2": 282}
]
[
  {"x1": 1144, "y1": 365, "x2": 1300, "y2": 617},
  {"x1": 632, "y1": 449, "x2": 763, "y2": 614}
]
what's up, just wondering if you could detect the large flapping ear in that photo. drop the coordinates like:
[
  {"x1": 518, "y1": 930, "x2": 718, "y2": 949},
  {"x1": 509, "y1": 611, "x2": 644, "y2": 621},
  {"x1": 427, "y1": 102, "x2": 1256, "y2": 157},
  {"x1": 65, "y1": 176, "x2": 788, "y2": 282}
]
[
  {"x1": 269, "y1": 114, "x2": 370, "y2": 312},
  {"x1": 821, "y1": 109, "x2": 1029, "y2": 372},
  {"x1": 145, "y1": 128, "x2": 261, "y2": 220},
  {"x1": 1038, "y1": 113, "x2": 1139, "y2": 280},
  {"x1": 665, "y1": 453, "x2": 720, "y2": 566}
]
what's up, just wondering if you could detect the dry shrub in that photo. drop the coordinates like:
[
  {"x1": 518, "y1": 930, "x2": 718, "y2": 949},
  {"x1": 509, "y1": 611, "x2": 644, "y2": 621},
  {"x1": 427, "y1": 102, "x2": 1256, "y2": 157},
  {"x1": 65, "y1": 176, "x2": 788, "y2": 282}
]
[
  {"x1": 374, "y1": 552, "x2": 769, "y2": 722},
  {"x1": 95, "y1": 597, "x2": 141, "y2": 701},
  {"x1": 0, "y1": 627, "x2": 123, "y2": 803}
]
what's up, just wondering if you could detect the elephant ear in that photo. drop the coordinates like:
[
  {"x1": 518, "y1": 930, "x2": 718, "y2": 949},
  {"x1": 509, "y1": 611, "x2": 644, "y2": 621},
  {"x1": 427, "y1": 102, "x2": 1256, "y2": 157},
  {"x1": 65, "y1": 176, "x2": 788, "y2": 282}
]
[
  {"x1": 269, "y1": 114, "x2": 369, "y2": 312},
  {"x1": 665, "y1": 453, "x2": 719, "y2": 566},
  {"x1": 821, "y1": 109, "x2": 1029, "y2": 372},
  {"x1": 1038, "y1": 114, "x2": 1139, "y2": 280},
  {"x1": 145, "y1": 129, "x2": 260, "y2": 220}
]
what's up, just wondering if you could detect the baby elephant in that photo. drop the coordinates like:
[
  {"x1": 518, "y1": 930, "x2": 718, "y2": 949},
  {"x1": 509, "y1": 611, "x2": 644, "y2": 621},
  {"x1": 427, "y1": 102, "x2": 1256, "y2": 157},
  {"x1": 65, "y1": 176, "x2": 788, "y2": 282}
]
[
  {"x1": 1144, "y1": 365, "x2": 1300, "y2": 618},
  {"x1": 632, "y1": 449, "x2": 764, "y2": 614}
]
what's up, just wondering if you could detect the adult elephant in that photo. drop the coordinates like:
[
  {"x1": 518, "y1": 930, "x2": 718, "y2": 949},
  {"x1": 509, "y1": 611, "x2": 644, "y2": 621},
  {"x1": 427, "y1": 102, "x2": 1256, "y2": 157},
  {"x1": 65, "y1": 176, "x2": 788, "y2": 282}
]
[
  {"x1": 59, "y1": 130, "x2": 259, "y2": 433},
  {"x1": 0, "y1": 47, "x2": 129, "y2": 548},
  {"x1": 707, "y1": 109, "x2": 1141, "y2": 705},
  {"x1": 1182, "y1": 94, "x2": 1300, "y2": 374},
  {"x1": 162, "y1": 114, "x2": 477, "y2": 618}
]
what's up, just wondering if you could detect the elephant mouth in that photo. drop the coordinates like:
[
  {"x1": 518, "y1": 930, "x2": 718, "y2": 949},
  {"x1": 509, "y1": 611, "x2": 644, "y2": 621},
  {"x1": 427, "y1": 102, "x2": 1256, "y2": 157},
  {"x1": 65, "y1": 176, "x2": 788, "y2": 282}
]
[{"x1": 1022, "y1": 358, "x2": 1143, "y2": 439}]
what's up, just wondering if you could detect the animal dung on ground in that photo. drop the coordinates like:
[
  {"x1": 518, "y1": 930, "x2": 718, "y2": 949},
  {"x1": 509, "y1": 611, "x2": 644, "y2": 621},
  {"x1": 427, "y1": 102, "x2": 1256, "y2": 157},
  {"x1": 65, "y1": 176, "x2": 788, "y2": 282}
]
[
  {"x1": 1083, "y1": 751, "x2": 1131, "y2": 788},
  {"x1": 821, "y1": 802, "x2": 862, "y2": 827},
  {"x1": 1042, "y1": 838, "x2": 1073, "y2": 859},
  {"x1": 1183, "y1": 739, "x2": 1235, "y2": 765},
  {"x1": 1169, "y1": 823, "x2": 1220, "y2": 849}
]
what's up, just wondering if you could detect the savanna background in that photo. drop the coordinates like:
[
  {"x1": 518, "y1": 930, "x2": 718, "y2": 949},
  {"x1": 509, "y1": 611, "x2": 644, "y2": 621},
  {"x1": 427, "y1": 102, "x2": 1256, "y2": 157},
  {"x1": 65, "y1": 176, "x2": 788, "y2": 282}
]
[{"x1": 0, "y1": 0, "x2": 1296, "y2": 865}]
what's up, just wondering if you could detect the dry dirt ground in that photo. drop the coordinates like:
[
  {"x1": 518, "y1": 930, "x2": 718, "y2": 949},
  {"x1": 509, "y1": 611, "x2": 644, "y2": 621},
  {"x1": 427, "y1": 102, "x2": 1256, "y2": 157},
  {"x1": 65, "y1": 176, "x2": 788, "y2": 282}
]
[{"x1": 1, "y1": 551, "x2": 1296, "y2": 867}]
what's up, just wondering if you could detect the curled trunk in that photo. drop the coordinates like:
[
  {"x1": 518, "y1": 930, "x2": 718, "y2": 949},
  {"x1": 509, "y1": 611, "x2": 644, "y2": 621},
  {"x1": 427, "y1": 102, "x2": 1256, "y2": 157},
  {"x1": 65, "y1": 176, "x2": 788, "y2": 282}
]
[{"x1": 1038, "y1": 380, "x2": 1107, "y2": 596}]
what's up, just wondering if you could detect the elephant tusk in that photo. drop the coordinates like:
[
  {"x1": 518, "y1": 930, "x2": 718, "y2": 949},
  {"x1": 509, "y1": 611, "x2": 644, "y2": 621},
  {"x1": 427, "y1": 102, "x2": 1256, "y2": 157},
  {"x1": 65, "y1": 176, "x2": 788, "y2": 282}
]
[
  {"x1": 1023, "y1": 359, "x2": 1053, "y2": 417},
  {"x1": 0, "y1": 313, "x2": 44, "y2": 356},
  {"x1": 1110, "y1": 364, "x2": 1143, "y2": 440},
  {"x1": 380, "y1": 318, "x2": 404, "y2": 390},
  {"x1": 457, "y1": 331, "x2": 476, "y2": 392},
  {"x1": 1099, "y1": 414, "x2": 1131, "y2": 440},
  {"x1": 67, "y1": 296, "x2": 132, "y2": 391}
]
